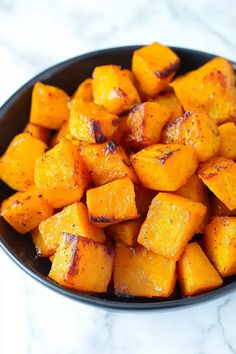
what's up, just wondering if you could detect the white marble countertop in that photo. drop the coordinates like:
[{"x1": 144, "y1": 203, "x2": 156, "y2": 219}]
[{"x1": 0, "y1": 0, "x2": 236, "y2": 353}]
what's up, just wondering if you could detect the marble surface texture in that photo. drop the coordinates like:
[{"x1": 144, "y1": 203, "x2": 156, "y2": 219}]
[{"x1": 0, "y1": 0, "x2": 236, "y2": 353}]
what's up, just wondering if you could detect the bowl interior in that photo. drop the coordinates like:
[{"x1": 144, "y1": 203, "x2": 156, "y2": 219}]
[{"x1": 1, "y1": 46, "x2": 236, "y2": 310}]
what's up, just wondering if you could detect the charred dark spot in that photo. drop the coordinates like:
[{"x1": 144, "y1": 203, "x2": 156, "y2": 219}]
[
  {"x1": 112, "y1": 118, "x2": 120, "y2": 126},
  {"x1": 215, "y1": 164, "x2": 227, "y2": 172},
  {"x1": 12, "y1": 199, "x2": 21, "y2": 207},
  {"x1": 68, "y1": 251, "x2": 79, "y2": 276},
  {"x1": 200, "y1": 163, "x2": 229, "y2": 179},
  {"x1": 164, "y1": 111, "x2": 192, "y2": 129},
  {"x1": 130, "y1": 104, "x2": 142, "y2": 113},
  {"x1": 25, "y1": 196, "x2": 31, "y2": 201},
  {"x1": 122, "y1": 159, "x2": 131, "y2": 167},
  {"x1": 155, "y1": 60, "x2": 180, "y2": 79},
  {"x1": 159, "y1": 149, "x2": 180, "y2": 164},
  {"x1": 38, "y1": 194, "x2": 43, "y2": 198},
  {"x1": 90, "y1": 215, "x2": 114, "y2": 223},
  {"x1": 37, "y1": 211, "x2": 42, "y2": 215},
  {"x1": 62, "y1": 232, "x2": 78, "y2": 244},
  {"x1": 105, "y1": 141, "x2": 117, "y2": 154},
  {"x1": 106, "y1": 244, "x2": 115, "y2": 257},
  {"x1": 91, "y1": 120, "x2": 106, "y2": 143},
  {"x1": 112, "y1": 87, "x2": 127, "y2": 98}
]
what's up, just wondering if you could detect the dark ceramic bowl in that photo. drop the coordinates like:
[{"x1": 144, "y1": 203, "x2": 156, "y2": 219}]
[{"x1": 1, "y1": 46, "x2": 236, "y2": 310}]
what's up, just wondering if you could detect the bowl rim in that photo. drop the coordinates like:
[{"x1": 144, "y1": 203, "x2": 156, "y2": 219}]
[{"x1": 0, "y1": 45, "x2": 235, "y2": 310}]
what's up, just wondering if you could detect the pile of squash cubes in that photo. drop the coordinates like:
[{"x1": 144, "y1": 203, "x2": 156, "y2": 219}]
[{"x1": 1, "y1": 42, "x2": 236, "y2": 298}]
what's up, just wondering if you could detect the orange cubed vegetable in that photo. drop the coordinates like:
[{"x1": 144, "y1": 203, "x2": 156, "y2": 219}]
[
  {"x1": 122, "y1": 69, "x2": 137, "y2": 86},
  {"x1": 198, "y1": 157, "x2": 236, "y2": 210},
  {"x1": 86, "y1": 177, "x2": 139, "y2": 227},
  {"x1": 107, "y1": 218, "x2": 143, "y2": 246},
  {"x1": 38, "y1": 202, "x2": 105, "y2": 256},
  {"x1": 111, "y1": 114, "x2": 128, "y2": 144},
  {"x1": 1, "y1": 185, "x2": 53, "y2": 234},
  {"x1": 132, "y1": 42, "x2": 180, "y2": 97},
  {"x1": 134, "y1": 185, "x2": 156, "y2": 217},
  {"x1": 211, "y1": 196, "x2": 236, "y2": 216},
  {"x1": 50, "y1": 121, "x2": 72, "y2": 148},
  {"x1": 171, "y1": 57, "x2": 236, "y2": 125},
  {"x1": 0, "y1": 133, "x2": 47, "y2": 191},
  {"x1": 175, "y1": 173, "x2": 210, "y2": 231},
  {"x1": 49, "y1": 233, "x2": 114, "y2": 293},
  {"x1": 125, "y1": 102, "x2": 171, "y2": 148},
  {"x1": 81, "y1": 141, "x2": 138, "y2": 186},
  {"x1": 175, "y1": 173, "x2": 209, "y2": 206},
  {"x1": 114, "y1": 243, "x2": 176, "y2": 297},
  {"x1": 24, "y1": 123, "x2": 50, "y2": 143},
  {"x1": 131, "y1": 143, "x2": 198, "y2": 191},
  {"x1": 162, "y1": 110, "x2": 221, "y2": 162},
  {"x1": 31, "y1": 227, "x2": 53, "y2": 257},
  {"x1": 93, "y1": 65, "x2": 141, "y2": 114},
  {"x1": 30, "y1": 82, "x2": 70, "y2": 129},
  {"x1": 138, "y1": 193, "x2": 207, "y2": 260},
  {"x1": 218, "y1": 122, "x2": 236, "y2": 160},
  {"x1": 178, "y1": 242, "x2": 223, "y2": 296},
  {"x1": 69, "y1": 99, "x2": 119, "y2": 143},
  {"x1": 203, "y1": 217, "x2": 236, "y2": 277},
  {"x1": 72, "y1": 78, "x2": 93, "y2": 102},
  {"x1": 34, "y1": 141, "x2": 90, "y2": 208},
  {"x1": 150, "y1": 88, "x2": 183, "y2": 120}
]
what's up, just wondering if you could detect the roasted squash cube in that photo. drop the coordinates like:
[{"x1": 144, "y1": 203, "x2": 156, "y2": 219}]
[
  {"x1": 138, "y1": 193, "x2": 207, "y2": 260},
  {"x1": 1, "y1": 185, "x2": 53, "y2": 234},
  {"x1": 86, "y1": 177, "x2": 139, "y2": 227},
  {"x1": 68, "y1": 99, "x2": 119, "y2": 143},
  {"x1": 81, "y1": 141, "x2": 138, "y2": 186},
  {"x1": 107, "y1": 218, "x2": 143, "y2": 246},
  {"x1": 31, "y1": 227, "x2": 53, "y2": 257},
  {"x1": 218, "y1": 122, "x2": 236, "y2": 160},
  {"x1": 150, "y1": 88, "x2": 183, "y2": 120},
  {"x1": 132, "y1": 42, "x2": 180, "y2": 97},
  {"x1": 0, "y1": 133, "x2": 47, "y2": 191},
  {"x1": 198, "y1": 157, "x2": 236, "y2": 210},
  {"x1": 211, "y1": 196, "x2": 236, "y2": 216},
  {"x1": 171, "y1": 57, "x2": 236, "y2": 125},
  {"x1": 38, "y1": 202, "x2": 105, "y2": 256},
  {"x1": 125, "y1": 102, "x2": 171, "y2": 148},
  {"x1": 203, "y1": 217, "x2": 236, "y2": 277},
  {"x1": 93, "y1": 65, "x2": 141, "y2": 114},
  {"x1": 24, "y1": 123, "x2": 50, "y2": 143},
  {"x1": 122, "y1": 69, "x2": 137, "y2": 86},
  {"x1": 49, "y1": 234, "x2": 114, "y2": 293},
  {"x1": 72, "y1": 78, "x2": 93, "y2": 102},
  {"x1": 175, "y1": 173, "x2": 210, "y2": 231},
  {"x1": 50, "y1": 121, "x2": 72, "y2": 148},
  {"x1": 111, "y1": 114, "x2": 128, "y2": 144},
  {"x1": 162, "y1": 110, "x2": 221, "y2": 162},
  {"x1": 34, "y1": 141, "x2": 90, "y2": 208},
  {"x1": 176, "y1": 173, "x2": 209, "y2": 206},
  {"x1": 178, "y1": 242, "x2": 223, "y2": 296},
  {"x1": 114, "y1": 243, "x2": 176, "y2": 297},
  {"x1": 30, "y1": 82, "x2": 70, "y2": 129},
  {"x1": 134, "y1": 185, "x2": 157, "y2": 217},
  {"x1": 131, "y1": 143, "x2": 198, "y2": 191}
]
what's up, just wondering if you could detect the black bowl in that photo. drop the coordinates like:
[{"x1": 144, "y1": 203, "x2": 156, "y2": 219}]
[{"x1": 1, "y1": 46, "x2": 236, "y2": 310}]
